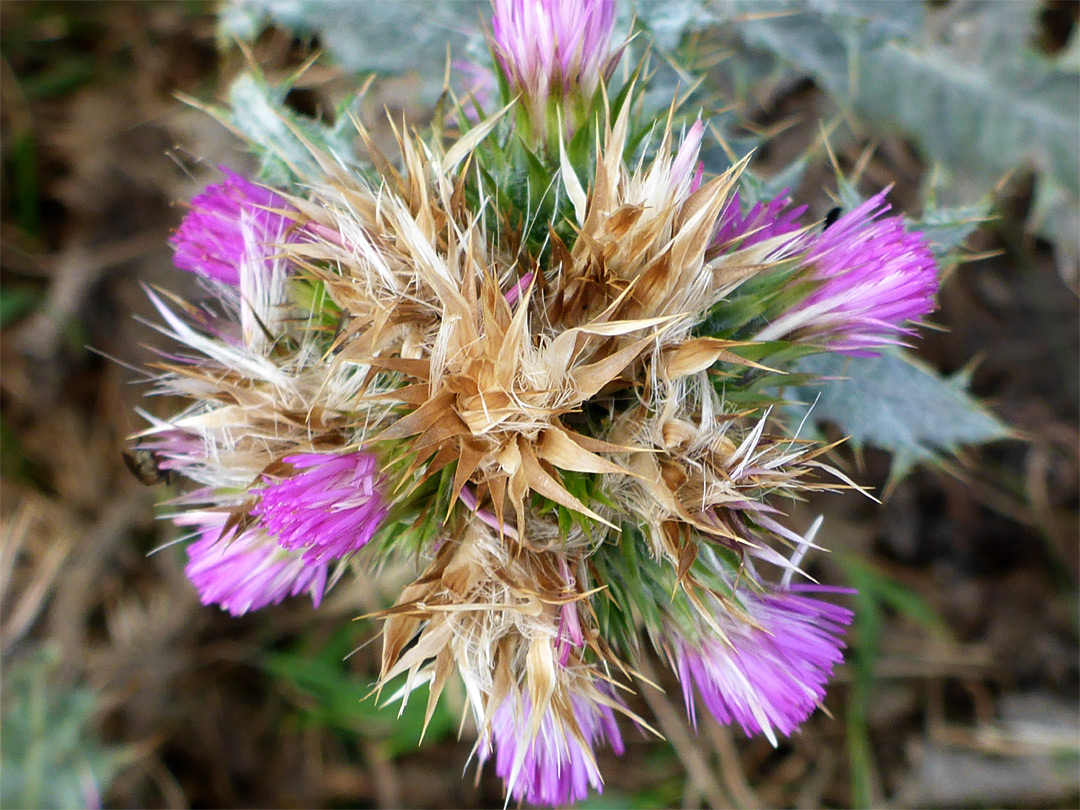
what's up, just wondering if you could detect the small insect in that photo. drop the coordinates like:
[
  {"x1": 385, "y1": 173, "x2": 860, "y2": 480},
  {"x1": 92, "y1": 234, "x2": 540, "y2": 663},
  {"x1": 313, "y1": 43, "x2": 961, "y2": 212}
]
[
  {"x1": 122, "y1": 447, "x2": 172, "y2": 486},
  {"x1": 823, "y1": 206, "x2": 843, "y2": 230}
]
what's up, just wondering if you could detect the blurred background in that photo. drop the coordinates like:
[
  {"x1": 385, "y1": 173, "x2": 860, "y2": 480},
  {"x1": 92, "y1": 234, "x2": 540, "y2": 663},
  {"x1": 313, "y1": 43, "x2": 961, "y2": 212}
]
[{"x1": 1, "y1": 1, "x2": 1077, "y2": 807}]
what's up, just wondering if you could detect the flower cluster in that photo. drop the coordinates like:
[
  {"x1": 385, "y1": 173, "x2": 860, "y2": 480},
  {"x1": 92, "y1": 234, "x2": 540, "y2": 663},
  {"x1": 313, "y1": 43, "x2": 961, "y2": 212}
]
[{"x1": 134, "y1": 0, "x2": 941, "y2": 804}]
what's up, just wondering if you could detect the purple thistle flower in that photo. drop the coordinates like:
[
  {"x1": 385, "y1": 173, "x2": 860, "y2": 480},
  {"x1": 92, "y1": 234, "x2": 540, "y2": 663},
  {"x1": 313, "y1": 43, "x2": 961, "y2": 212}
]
[
  {"x1": 673, "y1": 585, "x2": 853, "y2": 745},
  {"x1": 170, "y1": 169, "x2": 295, "y2": 285},
  {"x1": 756, "y1": 190, "x2": 938, "y2": 352},
  {"x1": 480, "y1": 687, "x2": 626, "y2": 806},
  {"x1": 710, "y1": 190, "x2": 807, "y2": 254},
  {"x1": 180, "y1": 514, "x2": 329, "y2": 616},
  {"x1": 491, "y1": 0, "x2": 619, "y2": 123},
  {"x1": 252, "y1": 452, "x2": 387, "y2": 564}
]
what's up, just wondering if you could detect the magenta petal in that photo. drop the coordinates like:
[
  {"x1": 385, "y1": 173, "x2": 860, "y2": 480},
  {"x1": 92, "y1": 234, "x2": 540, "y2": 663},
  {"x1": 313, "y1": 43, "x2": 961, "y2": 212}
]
[
  {"x1": 711, "y1": 189, "x2": 807, "y2": 252},
  {"x1": 252, "y1": 451, "x2": 388, "y2": 564},
  {"x1": 673, "y1": 585, "x2": 853, "y2": 744},
  {"x1": 170, "y1": 169, "x2": 295, "y2": 285},
  {"x1": 479, "y1": 687, "x2": 625, "y2": 806},
  {"x1": 182, "y1": 518, "x2": 329, "y2": 616}
]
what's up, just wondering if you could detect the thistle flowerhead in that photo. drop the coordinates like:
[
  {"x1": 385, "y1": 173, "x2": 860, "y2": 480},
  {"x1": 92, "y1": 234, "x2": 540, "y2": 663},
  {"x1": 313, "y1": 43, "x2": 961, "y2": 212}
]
[
  {"x1": 671, "y1": 584, "x2": 854, "y2": 745},
  {"x1": 126, "y1": 3, "x2": 967, "y2": 802},
  {"x1": 179, "y1": 514, "x2": 329, "y2": 616},
  {"x1": 756, "y1": 190, "x2": 938, "y2": 352},
  {"x1": 479, "y1": 679, "x2": 626, "y2": 805},
  {"x1": 490, "y1": 0, "x2": 620, "y2": 142},
  {"x1": 253, "y1": 451, "x2": 387, "y2": 564},
  {"x1": 170, "y1": 168, "x2": 295, "y2": 286}
]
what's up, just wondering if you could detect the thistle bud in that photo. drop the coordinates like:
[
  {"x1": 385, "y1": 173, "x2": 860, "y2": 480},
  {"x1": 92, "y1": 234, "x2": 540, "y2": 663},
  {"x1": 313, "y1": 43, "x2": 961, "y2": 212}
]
[{"x1": 490, "y1": 0, "x2": 619, "y2": 143}]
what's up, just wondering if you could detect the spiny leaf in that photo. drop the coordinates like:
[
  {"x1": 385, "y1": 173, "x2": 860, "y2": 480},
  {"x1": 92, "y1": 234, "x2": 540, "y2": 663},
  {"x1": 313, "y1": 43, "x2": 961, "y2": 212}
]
[
  {"x1": 910, "y1": 197, "x2": 994, "y2": 261},
  {"x1": 220, "y1": 1, "x2": 484, "y2": 92},
  {"x1": 727, "y1": 1, "x2": 1078, "y2": 270},
  {"x1": 783, "y1": 348, "x2": 1011, "y2": 484},
  {"x1": 225, "y1": 73, "x2": 361, "y2": 186}
]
